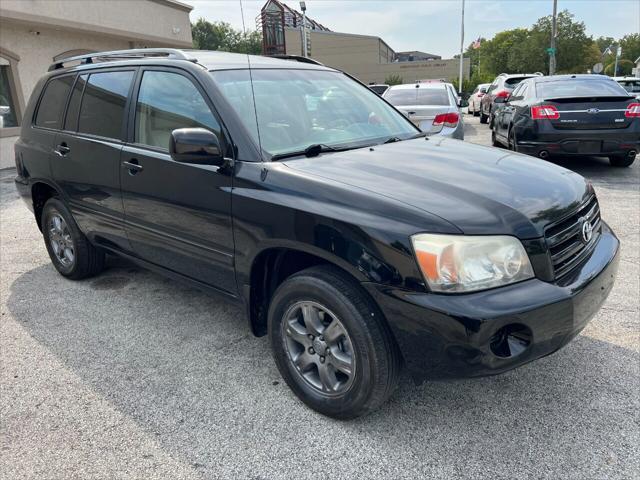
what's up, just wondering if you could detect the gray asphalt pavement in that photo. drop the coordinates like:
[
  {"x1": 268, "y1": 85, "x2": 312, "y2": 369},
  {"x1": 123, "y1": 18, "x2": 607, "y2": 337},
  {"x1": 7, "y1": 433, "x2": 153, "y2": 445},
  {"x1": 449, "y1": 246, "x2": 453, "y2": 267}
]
[{"x1": 1, "y1": 114, "x2": 639, "y2": 479}]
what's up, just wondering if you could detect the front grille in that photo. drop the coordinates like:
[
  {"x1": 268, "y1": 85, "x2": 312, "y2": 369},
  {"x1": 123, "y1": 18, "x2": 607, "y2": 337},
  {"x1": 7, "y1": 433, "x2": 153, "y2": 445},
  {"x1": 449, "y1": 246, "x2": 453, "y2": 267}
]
[{"x1": 545, "y1": 195, "x2": 601, "y2": 279}]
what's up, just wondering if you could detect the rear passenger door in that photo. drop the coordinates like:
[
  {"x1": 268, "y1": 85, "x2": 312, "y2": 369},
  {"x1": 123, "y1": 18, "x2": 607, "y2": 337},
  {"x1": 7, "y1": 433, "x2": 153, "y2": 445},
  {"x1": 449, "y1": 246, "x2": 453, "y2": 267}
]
[
  {"x1": 52, "y1": 68, "x2": 135, "y2": 251},
  {"x1": 120, "y1": 67, "x2": 236, "y2": 294}
]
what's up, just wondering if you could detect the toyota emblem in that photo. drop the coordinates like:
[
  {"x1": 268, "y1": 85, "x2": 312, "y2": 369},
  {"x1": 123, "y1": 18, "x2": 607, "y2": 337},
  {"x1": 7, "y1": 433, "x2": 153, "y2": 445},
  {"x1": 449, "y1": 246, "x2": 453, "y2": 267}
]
[{"x1": 581, "y1": 219, "x2": 593, "y2": 243}]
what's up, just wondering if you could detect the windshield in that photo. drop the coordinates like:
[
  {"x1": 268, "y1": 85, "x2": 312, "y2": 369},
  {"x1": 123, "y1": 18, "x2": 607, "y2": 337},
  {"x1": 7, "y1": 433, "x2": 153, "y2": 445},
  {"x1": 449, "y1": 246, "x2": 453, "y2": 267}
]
[
  {"x1": 211, "y1": 69, "x2": 417, "y2": 157},
  {"x1": 536, "y1": 79, "x2": 630, "y2": 98},
  {"x1": 385, "y1": 87, "x2": 450, "y2": 106}
]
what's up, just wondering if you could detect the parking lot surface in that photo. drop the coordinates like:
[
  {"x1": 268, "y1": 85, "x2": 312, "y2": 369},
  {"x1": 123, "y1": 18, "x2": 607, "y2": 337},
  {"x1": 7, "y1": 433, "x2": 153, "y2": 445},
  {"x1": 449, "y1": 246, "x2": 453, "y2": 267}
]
[{"x1": 1, "y1": 114, "x2": 639, "y2": 479}]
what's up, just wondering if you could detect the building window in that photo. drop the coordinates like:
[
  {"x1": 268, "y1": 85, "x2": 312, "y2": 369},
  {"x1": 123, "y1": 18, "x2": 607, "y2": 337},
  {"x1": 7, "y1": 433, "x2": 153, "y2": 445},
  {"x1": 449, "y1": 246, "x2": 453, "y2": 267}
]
[{"x1": 0, "y1": 56, "x2": 19, "y2": 131}]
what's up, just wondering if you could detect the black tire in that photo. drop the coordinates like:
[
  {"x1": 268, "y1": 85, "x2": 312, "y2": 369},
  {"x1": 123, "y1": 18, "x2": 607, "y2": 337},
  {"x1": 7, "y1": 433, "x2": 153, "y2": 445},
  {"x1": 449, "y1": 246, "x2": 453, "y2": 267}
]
[
  {"x1": 609, "y1": 154, "x2": 635, "y2": 167},
  {"x1": 509, "y1": 128, "x2": 518, "y2": 152},
  {"x1": 480, "y1": 110, "x2": 489, "y2": 124},
  {"x1": 268, "y1": 265, "x2": 401, "y2": 419},
  {"x1": 42, "y1": 197, "x2": 105, "y2": 279},
  {"x1": 473, "y1": 108, "x2": 480, "y2": 117},
  {"x1": 491, "y1": 130, "x2": 501, "y2": 147}
]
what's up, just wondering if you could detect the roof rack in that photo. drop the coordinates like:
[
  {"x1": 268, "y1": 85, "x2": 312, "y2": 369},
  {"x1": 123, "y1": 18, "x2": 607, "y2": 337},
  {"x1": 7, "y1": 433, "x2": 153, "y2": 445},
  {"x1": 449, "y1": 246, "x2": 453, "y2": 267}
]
[
  {"x1": 270, "y1": 55, "x2": 324, "y2": 66},
  {"x1": 48, "y1": 48, "x2": 197, "y2": 71}
]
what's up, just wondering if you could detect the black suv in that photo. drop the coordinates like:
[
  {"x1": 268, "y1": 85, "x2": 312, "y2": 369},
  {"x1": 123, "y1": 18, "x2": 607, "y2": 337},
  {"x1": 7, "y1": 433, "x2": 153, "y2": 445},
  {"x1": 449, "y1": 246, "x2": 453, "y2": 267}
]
[{"x1": 14, "y1": 49, "x2": 619, "y2": 419}]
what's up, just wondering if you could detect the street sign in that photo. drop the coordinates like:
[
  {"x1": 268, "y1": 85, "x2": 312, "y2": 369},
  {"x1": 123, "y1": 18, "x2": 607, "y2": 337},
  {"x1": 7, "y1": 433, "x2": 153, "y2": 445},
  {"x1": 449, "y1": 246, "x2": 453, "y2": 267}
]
[
  {"x1": 593, "y1": 62, "x2": 604, "y2": 74},
  {"x1": 546, "y1": 47, "x2": 556, "y2": 54}
]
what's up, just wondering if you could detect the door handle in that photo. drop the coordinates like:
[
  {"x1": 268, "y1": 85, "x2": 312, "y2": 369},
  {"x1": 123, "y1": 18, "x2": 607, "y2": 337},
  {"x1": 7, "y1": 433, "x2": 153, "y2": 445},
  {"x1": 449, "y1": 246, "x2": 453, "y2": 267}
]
[
  {"x1": 54, "y1": 143, "x2": 70, "y2": 157},
  {"x1": 123, "y1": 159, "x2": 143, "y2": 175}
]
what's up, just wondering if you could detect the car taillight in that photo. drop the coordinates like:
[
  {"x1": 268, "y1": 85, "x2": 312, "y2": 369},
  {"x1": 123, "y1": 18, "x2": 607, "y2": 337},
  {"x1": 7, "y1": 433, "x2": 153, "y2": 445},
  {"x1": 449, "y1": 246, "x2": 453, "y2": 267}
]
[
  {"x1": 495, "y1": 90, "x2": 510, "y2": 99},
  {"x1": 433, "y1": 112, "x2": 459, "y2": 128},
  {"x1": 531, "y1": 105, "x2": 560, "y2": 120},
  {"x1": 625, "y1": 103, "x2": 640, "y2": 117}
]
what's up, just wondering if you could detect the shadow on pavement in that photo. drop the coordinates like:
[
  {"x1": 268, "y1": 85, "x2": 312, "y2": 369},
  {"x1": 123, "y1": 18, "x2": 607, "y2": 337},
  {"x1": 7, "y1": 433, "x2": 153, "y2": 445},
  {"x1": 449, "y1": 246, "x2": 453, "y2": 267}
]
[{"x1": 6, "y1": 258, "x2": 639, "y2": 478}]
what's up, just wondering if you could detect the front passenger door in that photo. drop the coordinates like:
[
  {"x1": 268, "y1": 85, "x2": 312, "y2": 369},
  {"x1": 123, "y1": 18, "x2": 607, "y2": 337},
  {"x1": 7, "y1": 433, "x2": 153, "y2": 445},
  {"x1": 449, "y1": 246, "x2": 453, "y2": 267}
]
[{"x1": 120, "y1": 68, "x2": 236, "y2": 294}]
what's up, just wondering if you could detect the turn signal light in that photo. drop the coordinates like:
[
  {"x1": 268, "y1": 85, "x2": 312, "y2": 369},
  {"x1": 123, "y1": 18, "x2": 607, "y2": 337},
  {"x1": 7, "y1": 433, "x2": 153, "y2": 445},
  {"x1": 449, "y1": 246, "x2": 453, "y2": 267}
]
[
  {"x1": 531, "y1": 105, "x2": 560, "y2": 120},
  {"x1": 433, "y1": 112, "x2": 459, "y2": 128},
  {"x1": 625, "y1": 103, "x2": 640, "y2": 117}
]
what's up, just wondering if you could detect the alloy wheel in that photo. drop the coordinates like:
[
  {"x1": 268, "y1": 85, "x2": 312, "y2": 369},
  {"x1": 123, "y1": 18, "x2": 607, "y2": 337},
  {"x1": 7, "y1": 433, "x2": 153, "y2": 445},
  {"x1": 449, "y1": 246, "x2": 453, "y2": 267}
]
[
  {"x1": 49, "y1": 213, "x2": 75, "y2": 267},
  {"x1": 282, "y1": 300, "x2": 355, "y2": 395}
]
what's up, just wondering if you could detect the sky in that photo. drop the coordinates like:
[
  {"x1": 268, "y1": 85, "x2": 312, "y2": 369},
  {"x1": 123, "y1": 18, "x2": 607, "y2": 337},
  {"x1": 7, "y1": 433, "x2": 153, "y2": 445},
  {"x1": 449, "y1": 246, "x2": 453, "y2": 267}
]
[{"x1": 188, "y1": 0, "x2": 640, "y2": 58}]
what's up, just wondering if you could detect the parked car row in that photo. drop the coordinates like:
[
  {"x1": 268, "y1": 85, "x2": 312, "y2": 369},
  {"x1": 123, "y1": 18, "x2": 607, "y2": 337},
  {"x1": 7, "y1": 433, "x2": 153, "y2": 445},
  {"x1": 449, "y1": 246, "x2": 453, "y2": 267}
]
[{"x1": 472, "y1": 73, "x2": 639, "y2": 168}]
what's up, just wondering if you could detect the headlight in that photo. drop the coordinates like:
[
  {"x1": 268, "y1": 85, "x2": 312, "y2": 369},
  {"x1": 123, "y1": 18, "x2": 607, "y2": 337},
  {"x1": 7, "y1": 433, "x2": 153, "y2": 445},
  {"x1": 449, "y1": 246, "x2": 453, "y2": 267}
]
[{"x1": 411, "y1": 234, "x2": 534, "y2": 293}]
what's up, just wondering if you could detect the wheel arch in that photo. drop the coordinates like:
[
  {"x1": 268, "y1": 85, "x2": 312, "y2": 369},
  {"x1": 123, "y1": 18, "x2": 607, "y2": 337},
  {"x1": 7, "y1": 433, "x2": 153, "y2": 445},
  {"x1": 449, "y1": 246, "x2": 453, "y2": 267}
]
[
  {"x1": 31, "y1": 180, "x2": 62, "y2": 231},
  {"x1": 245, "y1": 245, "x2": 371, "y2": 337}
]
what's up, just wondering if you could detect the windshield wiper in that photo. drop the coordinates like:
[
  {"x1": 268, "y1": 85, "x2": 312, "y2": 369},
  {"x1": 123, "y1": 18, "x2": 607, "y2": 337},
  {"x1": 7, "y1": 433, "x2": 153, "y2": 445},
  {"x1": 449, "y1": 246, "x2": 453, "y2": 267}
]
[
  {"x1": 382, "y1": 132, "x2": 428, "y2": 144},
  {"x1": 270, "y1": 143, "x2": 343, "y2": 161}
]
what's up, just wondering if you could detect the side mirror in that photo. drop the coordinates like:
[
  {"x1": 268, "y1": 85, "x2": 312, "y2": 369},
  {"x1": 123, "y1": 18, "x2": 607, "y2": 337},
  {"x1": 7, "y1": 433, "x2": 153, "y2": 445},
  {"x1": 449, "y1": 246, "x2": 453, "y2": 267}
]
[{"x1": 170, "y1": 128, "x2": 224, "y2": 166}]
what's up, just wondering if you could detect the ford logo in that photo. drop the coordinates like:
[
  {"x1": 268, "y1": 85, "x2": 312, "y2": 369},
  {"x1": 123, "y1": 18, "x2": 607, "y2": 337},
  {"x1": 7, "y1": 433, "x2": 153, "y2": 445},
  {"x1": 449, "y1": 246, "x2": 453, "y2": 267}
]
[
  {"x1": 582, "y1": 219, "x2": 593, "y2": 243},
  {"x1": 587, "y1": 108, "x2": 600, "y2": 114}
]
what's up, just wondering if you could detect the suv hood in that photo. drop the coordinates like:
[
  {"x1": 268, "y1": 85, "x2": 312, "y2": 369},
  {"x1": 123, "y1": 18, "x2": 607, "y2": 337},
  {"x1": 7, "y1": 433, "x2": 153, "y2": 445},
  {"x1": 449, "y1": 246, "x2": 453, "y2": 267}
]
[{"x1": 283, "y1": 137, "x2": 591, "y2": 239}]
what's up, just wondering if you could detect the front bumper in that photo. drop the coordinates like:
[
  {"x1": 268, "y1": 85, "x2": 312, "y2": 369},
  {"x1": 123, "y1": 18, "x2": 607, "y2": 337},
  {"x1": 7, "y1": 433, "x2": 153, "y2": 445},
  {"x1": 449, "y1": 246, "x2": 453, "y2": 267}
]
[{"x1": 362, "y1": 222, "x2": 619, "y2": 383}]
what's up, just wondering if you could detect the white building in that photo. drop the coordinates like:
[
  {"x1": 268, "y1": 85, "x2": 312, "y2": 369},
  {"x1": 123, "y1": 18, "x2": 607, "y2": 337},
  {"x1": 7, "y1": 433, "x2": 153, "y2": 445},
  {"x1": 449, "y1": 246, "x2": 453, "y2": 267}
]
[{"x1": 0, "y1": 0, "x2": 193, "y2": 168}]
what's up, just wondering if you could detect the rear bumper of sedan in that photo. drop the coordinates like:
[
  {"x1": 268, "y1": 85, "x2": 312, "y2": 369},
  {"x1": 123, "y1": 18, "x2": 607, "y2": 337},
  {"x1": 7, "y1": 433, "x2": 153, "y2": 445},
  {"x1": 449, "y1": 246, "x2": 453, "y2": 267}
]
[
  {"x1": 515, "y1": 125, "x2": 640, "y2": 157},
  {"x1": 362, "y1": 222, "x2": 619, "y2": 384}
]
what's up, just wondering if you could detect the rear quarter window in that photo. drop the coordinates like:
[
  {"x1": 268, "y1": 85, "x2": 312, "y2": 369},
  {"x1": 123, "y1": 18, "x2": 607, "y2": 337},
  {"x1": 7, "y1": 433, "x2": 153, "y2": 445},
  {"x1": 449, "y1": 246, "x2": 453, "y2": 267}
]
[
  {"x1": 78, "y1": 70, "x2": 134, "y2": 140},
  {"x1": 34, "y1": 75, "x2": 75, "y2": 129}
]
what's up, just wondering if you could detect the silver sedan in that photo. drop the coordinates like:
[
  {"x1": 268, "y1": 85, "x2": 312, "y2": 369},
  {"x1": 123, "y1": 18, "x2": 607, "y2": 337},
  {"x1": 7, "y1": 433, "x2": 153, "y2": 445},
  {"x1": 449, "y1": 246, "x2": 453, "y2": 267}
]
[{"x1": 383, "y1": 81, "x2": 465, "y2": 139}]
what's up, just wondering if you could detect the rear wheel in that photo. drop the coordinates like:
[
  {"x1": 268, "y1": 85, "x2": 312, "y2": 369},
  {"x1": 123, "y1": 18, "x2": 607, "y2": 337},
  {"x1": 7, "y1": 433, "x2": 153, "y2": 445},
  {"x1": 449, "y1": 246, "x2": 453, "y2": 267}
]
[
  {"x1": 473, "y1": 104, "x2": 480, "y2": 117},
  {"x1": 480, "y1": 110, "x2": 489, "y2": 124},
  {"x1": 268, "y1": 265, "x2": 401, "y2": 419},
  {"x1": 609, "y1": 154, "x2": 635, "y2": 167},
  {"x1": 42, "y1": 198, "x2": 105, "y2": 279}
]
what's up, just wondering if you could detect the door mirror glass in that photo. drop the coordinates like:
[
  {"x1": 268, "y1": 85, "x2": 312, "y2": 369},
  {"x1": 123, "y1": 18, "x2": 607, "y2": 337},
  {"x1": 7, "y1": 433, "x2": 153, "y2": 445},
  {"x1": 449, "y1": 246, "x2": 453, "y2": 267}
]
[{"x1": 170, "y1": 128, "x2": 223, "y2": 166}]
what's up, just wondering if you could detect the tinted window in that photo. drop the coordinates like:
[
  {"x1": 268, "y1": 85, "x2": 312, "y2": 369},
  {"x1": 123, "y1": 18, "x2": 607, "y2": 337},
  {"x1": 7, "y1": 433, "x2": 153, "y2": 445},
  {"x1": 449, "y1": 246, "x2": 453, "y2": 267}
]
[
  {"x1": 64, "y1": 74, "x2": 87, "y2": 131},
  {"x1": 35, "y1": 75, "x2": 74, "y2": 129},
  {"x1": 78, "y1": 71, "x2": 133, "y2": 139},
  {"x1": 418, "y1": 88, "x2": 450, "y2": 106},
  {"x1": 384, "y1": 89, "x2": 418, "y2": 105},
  {"x1": 536, "y1": 79, "x2": 629, "y2": 98},
  {"x1": 135, "y1": 71, "x2": 221, "y2": 150}
]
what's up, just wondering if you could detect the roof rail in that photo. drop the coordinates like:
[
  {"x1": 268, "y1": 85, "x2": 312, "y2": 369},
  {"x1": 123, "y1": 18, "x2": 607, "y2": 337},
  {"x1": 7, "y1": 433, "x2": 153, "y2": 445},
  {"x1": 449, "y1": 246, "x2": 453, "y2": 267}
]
[
  {"x1": 270, "y1": 55, "x2": 324, "y2": 66},
  {"x1": 48, "y1": 48, "x2": 197, "y2": 71}
]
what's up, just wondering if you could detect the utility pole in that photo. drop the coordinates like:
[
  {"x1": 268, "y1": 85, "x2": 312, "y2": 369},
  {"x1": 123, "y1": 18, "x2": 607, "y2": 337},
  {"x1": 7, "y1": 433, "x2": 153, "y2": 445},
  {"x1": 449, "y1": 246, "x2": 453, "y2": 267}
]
[
  {"x1": 300, "y1": 1, "x2": 308, "y2": 58},
  {"x1": 549, "y1": 0, "x2": 558, "y2": 75},
  {"x1": 458, "y1": 0, "x2": 465, "y2": 94},
  {"x1": 614, "y1": 45, "x2": 621, "y2": 76}
]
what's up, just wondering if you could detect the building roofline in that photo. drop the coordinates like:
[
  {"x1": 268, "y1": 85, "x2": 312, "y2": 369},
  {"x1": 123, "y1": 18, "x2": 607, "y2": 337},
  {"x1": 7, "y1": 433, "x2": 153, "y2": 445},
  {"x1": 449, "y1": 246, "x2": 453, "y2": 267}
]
[
  {"x1": 150, "y1": 0, "x2": 193, "y2": 12},
  {"x1": 284, "y1": 27, "x2": 395, "y2": 55}
]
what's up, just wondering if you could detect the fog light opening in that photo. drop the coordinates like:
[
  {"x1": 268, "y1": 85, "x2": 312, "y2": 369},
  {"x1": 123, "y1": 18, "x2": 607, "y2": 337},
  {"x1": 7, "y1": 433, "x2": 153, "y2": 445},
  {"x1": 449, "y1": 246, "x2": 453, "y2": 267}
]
[{"x1": 490, "y1": 324, "x2": 532, "y2": 358}]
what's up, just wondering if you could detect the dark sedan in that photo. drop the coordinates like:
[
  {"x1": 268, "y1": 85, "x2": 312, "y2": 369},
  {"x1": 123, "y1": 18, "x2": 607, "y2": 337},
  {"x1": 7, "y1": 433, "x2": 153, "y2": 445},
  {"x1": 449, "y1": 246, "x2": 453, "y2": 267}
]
[{"x1": 492, "y1": 75, "x2": 640, "y2": 167}]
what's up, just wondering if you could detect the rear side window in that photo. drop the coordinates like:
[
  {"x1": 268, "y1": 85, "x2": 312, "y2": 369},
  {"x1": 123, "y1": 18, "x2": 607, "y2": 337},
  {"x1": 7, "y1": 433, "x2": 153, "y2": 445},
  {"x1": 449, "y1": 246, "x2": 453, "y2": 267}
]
[
  {"x1": 536, "y1": 79, "x2": 629, "y2": 98},
  {"x1": 64, "y1": 74, "x2": 87, "y2": 131},
  {"x1": 135, "y1": 70, "x2": 222, "y2": 150},
  {"x1": 78, "y1": 71, "x2": 133, "y2": 139},
  {"x1": 35, "y1": 75, "x2": 74, "y2": 129},
  {"x1": 384, "y1": 89, "x2": 418, "y2": 106}
]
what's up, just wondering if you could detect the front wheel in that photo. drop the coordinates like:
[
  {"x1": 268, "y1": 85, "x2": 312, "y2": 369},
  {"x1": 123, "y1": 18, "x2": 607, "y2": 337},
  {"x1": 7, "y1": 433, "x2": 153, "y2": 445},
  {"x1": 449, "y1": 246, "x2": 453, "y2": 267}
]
[
  {"x1": 42, "y1": 198, "x2": 105, "y2": 279},
  {"x1": 609, "y1": 154, "x2": 635, "y2": 167},
  {"x1": 268, "y1": 265, "x2": 401, "y2": 419}
]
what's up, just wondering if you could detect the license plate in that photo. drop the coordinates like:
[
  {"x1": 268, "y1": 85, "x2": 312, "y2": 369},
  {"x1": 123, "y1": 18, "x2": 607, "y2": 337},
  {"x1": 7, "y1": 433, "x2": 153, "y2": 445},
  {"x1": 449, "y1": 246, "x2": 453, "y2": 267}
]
[{"x1": 578, "y1": 141, "x2": 602, "y2": 154}]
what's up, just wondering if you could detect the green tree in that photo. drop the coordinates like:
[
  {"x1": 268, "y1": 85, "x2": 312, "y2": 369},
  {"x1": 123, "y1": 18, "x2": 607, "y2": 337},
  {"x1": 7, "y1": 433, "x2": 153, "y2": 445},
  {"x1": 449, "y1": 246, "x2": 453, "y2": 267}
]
[
  {"x1": 384, "y1": 74, "x2": 403, "y2": 86},
  {"x1": 619, "y1": 33, "x2": 640, "y2": 63},
  {"x1": 191, "y1": 18, "x2": 262, "y2": 55},
  {"x1": 605, "y1": 59, "x2": 634, "y2": 76}
]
